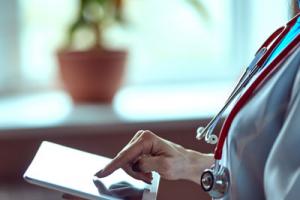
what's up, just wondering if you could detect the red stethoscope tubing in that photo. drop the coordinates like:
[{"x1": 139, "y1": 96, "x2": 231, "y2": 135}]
[{"x1": 214, "y1": 14, "x2": 300, "y2": 160}]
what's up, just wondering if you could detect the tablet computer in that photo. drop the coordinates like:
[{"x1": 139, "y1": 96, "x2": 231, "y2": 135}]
[{"x1": 23, "y1": 141, "x2": 160, "y2": 200}]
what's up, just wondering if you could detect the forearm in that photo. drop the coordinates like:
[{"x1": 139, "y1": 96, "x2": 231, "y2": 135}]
[{"x1": 184, "y1": 150, "x2": 214, "y2": 185}]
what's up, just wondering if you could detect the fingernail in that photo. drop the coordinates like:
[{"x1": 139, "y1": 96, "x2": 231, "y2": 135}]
[{"x1": 95, "y1": 169, "x2": 104, "y2": 177}]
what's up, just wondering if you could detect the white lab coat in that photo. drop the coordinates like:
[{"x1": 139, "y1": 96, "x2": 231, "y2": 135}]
[{"x1": 221, "y1": 45, "x2": 300, "y2": 200}]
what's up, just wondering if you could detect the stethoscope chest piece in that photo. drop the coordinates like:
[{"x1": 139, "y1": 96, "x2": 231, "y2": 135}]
[{"x1": 201, "y1": 164, "x2": 230, "y2": 199}]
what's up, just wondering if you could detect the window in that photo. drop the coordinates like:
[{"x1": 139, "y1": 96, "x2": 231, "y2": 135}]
[
  {"x1": 0, "y1": 1, "x2": 20, "y2": 92},
  {"x1": 18, "y1": 0, "x2": 76, "y2": 87},
  {"x1": 0, "y1": 0, "x2": 291, "y2": 93}
]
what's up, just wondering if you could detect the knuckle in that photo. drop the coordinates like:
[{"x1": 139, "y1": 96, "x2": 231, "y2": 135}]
[
  {"x1": 144, "y1": 130, "x2": 153, "y2": 134},
  {"x1": 134, "y1": 130, "x2": 144, "y2": 136},
  {"x1": 116, "y1": 150, "x2": 128, "y2": 160},
  {"x1": 140, "y1": 130, "x2": 154, "y2": 140},
  {"x1": 175, "y1": 143, "x2": 183, "y2": 149},
  {"x1": 116, "y1": 151, "x2": 123, "y2": 157}
]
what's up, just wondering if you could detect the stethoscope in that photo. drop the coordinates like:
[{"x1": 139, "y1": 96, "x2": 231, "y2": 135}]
[{"x1": 196, "y1": 13, "x2": 300, "y2": 199}]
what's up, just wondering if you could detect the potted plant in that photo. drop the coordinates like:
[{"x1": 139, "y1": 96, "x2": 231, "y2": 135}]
[
  {"x1": 57, "y1": 0, "x2": 127, "y2": 103},
  {"x1": 57, "y1": 0, "x2": 207, "y2": 103}
]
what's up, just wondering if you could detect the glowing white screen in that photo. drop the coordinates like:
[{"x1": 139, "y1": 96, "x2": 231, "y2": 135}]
[{"x1": 24, "y1": 141, "x2": 159, "y2": 200}]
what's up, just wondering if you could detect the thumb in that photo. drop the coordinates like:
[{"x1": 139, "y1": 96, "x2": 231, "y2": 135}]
[{"x1": 135, "y1": 156, "x2": 165, "y2": 173}]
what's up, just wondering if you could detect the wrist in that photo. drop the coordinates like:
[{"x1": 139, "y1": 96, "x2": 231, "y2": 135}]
[{"x1": 185, "y1": 150, "x2": 214, "y2": 185}]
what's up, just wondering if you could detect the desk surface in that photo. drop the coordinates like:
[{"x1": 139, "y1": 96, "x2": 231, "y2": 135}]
[{"x1": 0, "y1": 183, "x2": 62, "y2": 200}]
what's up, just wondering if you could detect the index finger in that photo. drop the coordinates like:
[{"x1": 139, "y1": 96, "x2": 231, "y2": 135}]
[{"x1": 95, "y1": 133, "x2": 154, "y2": 178}]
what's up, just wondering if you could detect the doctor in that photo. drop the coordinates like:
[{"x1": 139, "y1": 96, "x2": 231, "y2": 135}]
[{"x1": 94, "y1": 2, "x2": 300, "y2": 200}]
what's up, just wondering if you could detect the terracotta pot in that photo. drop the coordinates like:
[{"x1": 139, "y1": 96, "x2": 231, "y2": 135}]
[{"x1": 57, "y1": 49, "x2": 127, "y2": 103}]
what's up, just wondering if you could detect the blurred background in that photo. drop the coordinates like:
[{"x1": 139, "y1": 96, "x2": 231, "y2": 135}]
[
  {"x1": 0, "y1": 0, "x2": 297, "y2": 199},
  {"x1": 1, "y1": 0, "x2": 293, "y2": 92}
]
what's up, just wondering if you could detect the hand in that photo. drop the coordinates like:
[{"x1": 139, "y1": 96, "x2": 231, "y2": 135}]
[{"x1": 95, "y1": 130, "x2": 214, "y2": 185}]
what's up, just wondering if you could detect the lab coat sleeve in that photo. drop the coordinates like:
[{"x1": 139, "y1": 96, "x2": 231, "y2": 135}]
[{"x1": 264, "y1": 56, "x2": 300, "y2": 200}]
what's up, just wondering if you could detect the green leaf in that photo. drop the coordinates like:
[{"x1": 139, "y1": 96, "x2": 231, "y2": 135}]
[{"x1": 186, "y1": 0, "x2": 210, "y2": 20}]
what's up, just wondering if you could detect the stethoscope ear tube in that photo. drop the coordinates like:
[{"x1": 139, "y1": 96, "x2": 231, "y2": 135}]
[
  {"x1": 196, "y1": 47, "x2": 269, "y2": 146},
  {"x1": 214, "y1": 15, "x2": 300, "y2": 160}
]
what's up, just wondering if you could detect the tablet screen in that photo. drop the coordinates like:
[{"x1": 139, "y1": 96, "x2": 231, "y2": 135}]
[{"x1": 23, "y1": 141, "x2": 160, "y2": 200}]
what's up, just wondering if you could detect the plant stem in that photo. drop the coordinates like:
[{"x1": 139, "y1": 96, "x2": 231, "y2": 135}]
[{"x1": 92, "y1": 22, "x2": 103, "y2": 49}]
